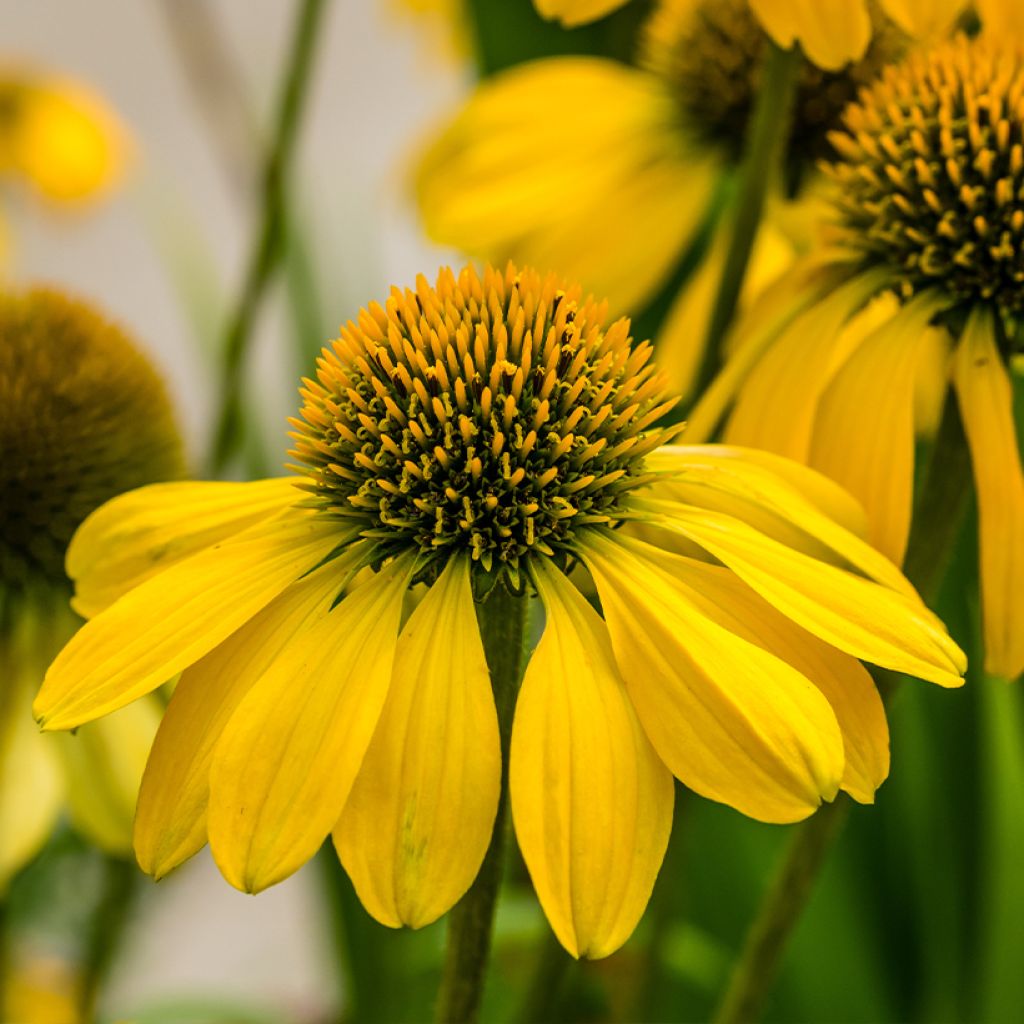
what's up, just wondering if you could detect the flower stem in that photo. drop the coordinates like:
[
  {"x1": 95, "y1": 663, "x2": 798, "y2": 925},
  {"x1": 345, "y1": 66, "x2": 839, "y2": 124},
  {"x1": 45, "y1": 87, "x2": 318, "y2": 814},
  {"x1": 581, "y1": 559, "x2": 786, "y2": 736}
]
[
  {"x1": 514, "y1": 928, "x2": 575, "y2": 1024},
  {"x1": 711, "y1": 394, "x2": 973, "y2": 1024},
  {"x1": 693, "y1": 41, "x2": 800, "y2": 398},
  {"x1": 208, "y1": 0, "x2": 329, "y2": 474},
  {"x1": 0, "y1": 896, "x2": 8, "y2": 1019},
  {"x1": 78, "y1": 854, "x2": 138, "y2": 1022},
  {"x1": 435, "y1": 585, "x2": 530, "y2": 1024}
]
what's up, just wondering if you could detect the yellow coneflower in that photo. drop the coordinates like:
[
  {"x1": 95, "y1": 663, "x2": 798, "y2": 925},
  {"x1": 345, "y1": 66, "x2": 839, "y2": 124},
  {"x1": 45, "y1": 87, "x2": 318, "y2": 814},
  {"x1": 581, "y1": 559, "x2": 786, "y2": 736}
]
[
  {"x1": 688, "y1": 35, "x2": 1024, "y2": 681},
  {"x1": 0, "y1": 288, "x2": 182, "y2": 891},
  {"x1": 0, "y1": 67, "x2": 130, "y2": 206},
  {"x1": 35, "y1": 264, "x2": 964, "y2": 958},
  {"x1": 416, "y1": 0, "x2": 915, "y2": 403}
]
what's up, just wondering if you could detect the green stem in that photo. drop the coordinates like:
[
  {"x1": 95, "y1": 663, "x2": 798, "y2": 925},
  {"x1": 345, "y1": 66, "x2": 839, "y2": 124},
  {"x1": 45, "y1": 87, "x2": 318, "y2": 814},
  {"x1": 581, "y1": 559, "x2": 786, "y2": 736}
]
[
  {"x1": 78, "y1": 855, "x2": 138, "y2": 1022},
  {"x1": 693, "y1": 42, "x2": 800, "y2": 399},
  {"x1": 0, "y1": 896, "x2": 8, "y2": 1020},
  {"x1": 711, "y1": 395, "x2": 973, "y2": 1024},
  {"x1": 435, "y1": 585, "x2": 530, "y2": 1024},
  {"x1": 902, "y1": 391, "x2": 973, "y2": 599},
  {"x1": 514, "y1": 928, "x2": 575, "y2": 1024},
  {"x1": 208, "y1": 0, "x2": 330, "y2": 474},
  {"x1": 318, "y1": 847, "x2": 391, "y2": 1024}
]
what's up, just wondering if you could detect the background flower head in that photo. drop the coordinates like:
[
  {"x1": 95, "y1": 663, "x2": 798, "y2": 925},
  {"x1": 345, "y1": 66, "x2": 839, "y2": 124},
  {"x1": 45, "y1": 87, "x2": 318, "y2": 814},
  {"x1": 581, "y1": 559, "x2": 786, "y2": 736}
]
[
  {"x1": 691, "y1": 34, "x2": 1024, "y2": 680},
  {"x1": 0, "y1": 287, "x2": 183, "y2": 890},
  {"x1": 0, "y1": 67, "x2": 131, "y2": 207}
]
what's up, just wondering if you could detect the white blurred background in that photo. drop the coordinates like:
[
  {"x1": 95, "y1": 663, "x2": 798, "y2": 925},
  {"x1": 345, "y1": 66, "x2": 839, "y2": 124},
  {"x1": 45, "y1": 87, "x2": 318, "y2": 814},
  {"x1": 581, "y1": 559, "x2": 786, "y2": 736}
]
[{"x1": 2, "y1": 1, "x2": 467, "y2": 1019}]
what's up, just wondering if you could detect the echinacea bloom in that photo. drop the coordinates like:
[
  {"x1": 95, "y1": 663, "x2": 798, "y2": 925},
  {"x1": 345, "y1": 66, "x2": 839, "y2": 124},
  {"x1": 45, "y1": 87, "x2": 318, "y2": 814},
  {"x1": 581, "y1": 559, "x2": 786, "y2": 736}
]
[
  {"x1": 535, "y1": 0, "x2": 972, "y2": 69},
  {"x1": 688, "y1": 35, "x2": 1024, "y2": 681},
  {"x1": 417, "y1": 0, "x2": 908, "y2": 400},
  {"x1": 0, "y1": 288, "x2": 182, "y2": 890},
  {"x1": 36, "y1": 264, "x2": 964, "y2": 958},
  {"x1": 0, "y1": 67, "x2": 131, "y2": 205}
]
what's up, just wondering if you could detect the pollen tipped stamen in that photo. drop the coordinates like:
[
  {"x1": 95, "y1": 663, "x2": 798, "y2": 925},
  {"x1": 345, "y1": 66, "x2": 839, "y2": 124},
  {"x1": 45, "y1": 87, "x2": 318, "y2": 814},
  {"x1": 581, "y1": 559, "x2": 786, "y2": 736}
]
[
  {"x1": 824, "y1": 35, "x2": 1024, "y2": 313},
  {"x1": 290, "y1": 265, "x2": 677, "y2": 584}
]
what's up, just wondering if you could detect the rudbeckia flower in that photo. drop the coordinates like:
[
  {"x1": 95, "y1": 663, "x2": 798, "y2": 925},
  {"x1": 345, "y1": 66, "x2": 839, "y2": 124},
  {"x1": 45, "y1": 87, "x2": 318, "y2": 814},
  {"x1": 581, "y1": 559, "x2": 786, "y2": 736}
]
[
  {"x1": 0, "y1": 288, "x2": 183, "y2": 891},
  {"x1": 688, "y1": 35, "x2": 1024, "y2": 681},
  {"x1": 0, "y1": 66, "x2": 131, "y2": 205},
  {"x1": 417, "y1": 0, "x2": 909, "y2": 401},
  {"x1": 35, "y1": 264, "x2": 964, "y2": 958}
]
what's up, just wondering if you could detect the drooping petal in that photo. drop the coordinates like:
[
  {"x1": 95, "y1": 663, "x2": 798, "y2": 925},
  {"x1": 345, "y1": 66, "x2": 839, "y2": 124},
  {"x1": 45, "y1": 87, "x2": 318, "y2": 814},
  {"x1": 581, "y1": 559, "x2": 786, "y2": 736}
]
[
  {"x1": 656, "y1": 218, "x2": 794, "y2": 401},
  {"x1": 134, "y1": 558, "x2": 352, "y2": 879},
  {"x1": 643, "y1": 501, "x2": 966, "y2": 686},
  {"x1": 647, "y1": 445, "x2": 913, "y2": 595},
  {"x1": 809, "y1": 293, "x2": 949, "y2": 563},
  {"x1": 56, "y1": 697, "x2": 160, "y2": 854},
  {"x1": 953, "y1": 309, "x2": 1024, "y2": 680},
  {"x1": 511, "y1": 560, "x2": 673, "y2": 958},
  {"x1": 533, "y1": 0, "x2": 631, "y2": 26},
  {"x1": 667, "y1": 557, "x2": 889, "y2": 803},
  {"x1": 724, "y1": 273, "x2": 891, "y2": 459},
  {"x1": 681, "y1": 259, "x2": 855, "y2": 444},
  {"x1": 69, "y1": 478, "x2": 299, "y2": 618},
  {"x1": 335, "y1": 557, "x2": 500, "y2": 929},
  {"x1": 0, "y1": 695, "x2": 62, "y2": 892},
  {"x1": 879, "y1": 0, "x2": 970, "y2": 37},
  {"x1": 581, "y1": 530, "x2": 845, "y2": 823},
  {"x1": 34, "y1": 512, "x2": 343, "y2": 731},
  {"x1": 208, "y1": 558, "x2": 413, "y2": 893},
  {"x1": 416, "y1": 58, "x2": 716, "y2": 316},
  {"x1": 749, "y1": 0, "x2": 871, "y2": 70}
]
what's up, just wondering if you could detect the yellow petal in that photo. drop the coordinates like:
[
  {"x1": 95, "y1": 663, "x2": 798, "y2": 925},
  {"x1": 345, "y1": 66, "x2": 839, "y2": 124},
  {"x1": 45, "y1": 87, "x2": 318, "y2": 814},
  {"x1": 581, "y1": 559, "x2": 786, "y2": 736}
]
[
  {"x1": 644, "y1": 501, "x2": 966, "y2": 686},
  {"x1": 953, "y1": 309, "x2": 1024, "y2": 679},
  {"x1": 69, "y1": 478, "x2": 299, "y2": 618},
  {"x1": 533, "y1": 0, "x2": 631, "y2": 26},
  {"x1": 582, "y1": 530, "x2": 845, "y2": 823},
  {"x1": 134, "y1": 559, "x2": 351, "y2": 879},
  {"x1": 416, "y1": 58, "x2": 716, "y2": 314},
  {"x1": 511, "y1": 560, "x2": 673, "y2": 958},
  {"x1": 879, "y1": 0, "x2": 969, "y2": 37},
  {"x1": 336, "y1": 558, "x2": 500, "y2": 929},
  {"x1": 667, "y1": 557, "x2": 889, "y2": 803},
  {"x1": 647, "y1": 445, "x2": 914, "y2": 596},
  {"x1": 208, "y1": 557, "x2": 413, "y2": 893},
  {"x1": 749, "y1": 0, "x2": 871, "y2": 70},
  {"x1": 809, "y1": 293, "x2": 949, "y2": 563},
  {"x1": 978, "y1": 0, "x2": 1024, "y2": 33},
  {"x1": 724, "y1": 272, "x2": 890, "y2": 459},
  {"x1": 35, "y1": 512, "x2": 342, "y2": 731},
  {"x1": 56, "y1": 697, "x2": 160, "y2": 854},
  {"x1": 682, "y1": 259, "x2": 856, "y2": 444},
  {"x1": 0, "y1": 695, "x2": 62, "y2": 892}
]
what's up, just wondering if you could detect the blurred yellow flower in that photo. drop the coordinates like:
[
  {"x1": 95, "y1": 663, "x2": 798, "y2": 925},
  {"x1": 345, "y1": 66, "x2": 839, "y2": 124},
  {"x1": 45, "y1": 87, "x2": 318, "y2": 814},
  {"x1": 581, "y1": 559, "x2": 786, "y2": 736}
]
[
  {"x1": 533, "y1": 0, "x2": 632, "y2": 28},
  {"x1": 418, "y1": 0, "x2": 906, "y2": 399},
  {"x1": 0, "y1": 288, "x2": 183, "y2": 890},
  {"x1": 688, "y1": 35, "x2": 1024, "y2": 680},
  {"x1": 35, "y1": 265, "x2": 963, "y2": 958},
  {"x1": 0, "y1": 68, "x2": 131, "y2": 206},
  {"x1": 535, "y1": 0, "x2": 976, "y2": 68}
]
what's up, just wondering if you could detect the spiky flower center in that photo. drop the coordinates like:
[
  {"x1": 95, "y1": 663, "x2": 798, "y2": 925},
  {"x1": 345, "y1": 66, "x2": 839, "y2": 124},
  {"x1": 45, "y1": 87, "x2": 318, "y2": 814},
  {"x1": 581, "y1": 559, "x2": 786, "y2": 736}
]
[
  {"x1": 826, "y1": 36, "x2": 1024, "y2": 313},
  {"x1": 641, "y1": 0, "x2": 905, "y2": 173},
  {"x1": 0, "y1": 289, "x2": 184, "y2": 592},
  {"x1": 291, "y1": 265, "x2": 677, "y2": 589}
]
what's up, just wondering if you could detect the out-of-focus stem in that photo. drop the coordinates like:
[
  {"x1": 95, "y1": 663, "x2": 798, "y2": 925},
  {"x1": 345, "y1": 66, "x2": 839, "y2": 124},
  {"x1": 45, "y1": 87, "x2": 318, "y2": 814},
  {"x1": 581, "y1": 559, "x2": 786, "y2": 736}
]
[
  {"x1": 78, "y1": 855, "x2": 138, "y2": 1022},
  {"x1": 208, "y1": 0, "x2": 329, "y2": 474},
  {"x1": 693, "y1": 42, "x2": 800, "y2": 399}
]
